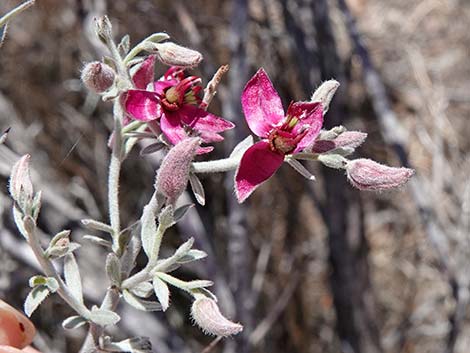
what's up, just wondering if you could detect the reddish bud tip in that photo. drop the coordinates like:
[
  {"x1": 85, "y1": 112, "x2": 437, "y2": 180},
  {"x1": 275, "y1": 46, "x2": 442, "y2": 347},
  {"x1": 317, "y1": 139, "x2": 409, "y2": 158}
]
[
  {"x1": 191, "y1": 297, "x2": 243, "y2": 337},
  {"x1": 81, "y1": 61, "x2": 115, "y2": 93},
  {"x1": 346, "y1": 158, "x2": 414, "y2": 191},
  {"x1": 155, "y1": 138, "x2": 200, "y2": 204}
]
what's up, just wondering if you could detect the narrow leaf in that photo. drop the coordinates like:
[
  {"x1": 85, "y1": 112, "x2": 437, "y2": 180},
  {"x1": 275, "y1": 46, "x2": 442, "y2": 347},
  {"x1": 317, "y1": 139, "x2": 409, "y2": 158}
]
[
  {"x1": 173, "y1": 204, "x2": 194, "y2": 222},
  {"x1": 141, "y1": 201, "x2": 157, "y2": 258},
  {"x1": 178, "y1": 249, "x2": 207, "y2": 264},
  {"x1": 189, "y1": 173, "x2": 205, "y2": 206},
  {"x1": 82, "y1": 235, "x2": 112, "y2": 249},
  {"x1": 0, "y1": 23, "x2": 8, "y2": 48},
  {"x1": 64, "y1": 253, "x2": 83, "y2": 303},
  {"x1": 122, "y1": 290, "x2": 162, "y2": 312},
  {"x1": 105, "y1": 253, "x2": 121, "y2": 285},
  {"x1": 153, "y1": 276, "x2": 170, "y2": 311},
  {"x1": 81, "y1": 219, "x2": 113, "y2": 234},
  {"x1": 49, "y1": 230, "x2": 71, "y2": 247},
  {"x1": 140, "y1": 142, "x2": 166, "y2": 156},
  {"x1": 130, "y1": 282, "x2": 153, "y2": 298},
  {"x1": 286, "y1": 159, "x2": 315, "y2": 181},
  {"x1": 24, "y1": 286, "x2": 50, "y2": 317},
  {"x1": 102, "y1": 337, "x2": 152, "y2": 353},
  {"x1": 156, "y1": 272, "x2": 213, "y2": 291},
  {"x1": 62, "y1": 316, "x2": 88, "y2": 330}
]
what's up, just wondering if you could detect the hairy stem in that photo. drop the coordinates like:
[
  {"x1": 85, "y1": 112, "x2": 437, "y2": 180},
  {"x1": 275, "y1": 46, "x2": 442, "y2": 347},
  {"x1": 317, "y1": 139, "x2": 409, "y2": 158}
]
[{"x1": 191, "y1": 157, "x2": 240, "y2": 174}]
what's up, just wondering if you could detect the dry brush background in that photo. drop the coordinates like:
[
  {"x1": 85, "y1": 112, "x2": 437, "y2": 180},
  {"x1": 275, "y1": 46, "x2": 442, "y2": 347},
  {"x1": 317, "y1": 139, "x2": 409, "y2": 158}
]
[{"x1": 0, "y1": 0, "x2": 469, "y2": 353}]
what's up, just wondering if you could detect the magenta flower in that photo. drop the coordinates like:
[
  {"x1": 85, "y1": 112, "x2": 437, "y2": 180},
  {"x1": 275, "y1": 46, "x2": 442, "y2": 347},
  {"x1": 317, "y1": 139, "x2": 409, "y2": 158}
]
[
  {"x1": 235, "y1": 68, "x2": 323, "y2": 202},
  {"x1": 125, "y1": 58, "x2": 234, "y2": 154}
]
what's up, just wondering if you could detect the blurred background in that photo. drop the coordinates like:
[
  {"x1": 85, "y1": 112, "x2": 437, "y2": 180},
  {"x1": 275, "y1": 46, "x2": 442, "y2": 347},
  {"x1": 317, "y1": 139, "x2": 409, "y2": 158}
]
[{"x1": 1, "y1": 0, "x2": 470, "y2": 352}]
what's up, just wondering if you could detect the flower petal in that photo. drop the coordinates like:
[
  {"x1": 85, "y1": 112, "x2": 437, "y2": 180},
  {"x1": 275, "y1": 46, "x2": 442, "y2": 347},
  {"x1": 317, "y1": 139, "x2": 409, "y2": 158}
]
[
  {"x1": 125, "y1": 90, "x2": 161, "y2": 122},
  {"x1": 286, "y1": 101, "x2": 323, "y2": 153},
  {"x1": 153, "y1": 79, "x2": 178, "y2": 95},
  {"x1": 235, "y1": 141, "x2": 284, "y2": 203},
  {"x1": 178, "y1": 105, "x2": 235, "y2": 133},
  {"x1": 132, "y1": 55, "x2": 156, "y2": 89},
  {"x1": 160, "y1": 112, "x2": 186, "y2": 145},
  {"x1": 241, "y1": 68, "x2": 285, "y2": 138}
]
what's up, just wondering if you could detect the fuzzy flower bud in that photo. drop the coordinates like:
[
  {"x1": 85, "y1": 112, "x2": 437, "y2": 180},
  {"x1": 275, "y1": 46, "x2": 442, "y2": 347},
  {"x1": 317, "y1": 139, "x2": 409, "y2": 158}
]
[
  {"x1": 155, "y1": 138, "x2": 200, "y2": 204},
  {"x1": 0, "y1": 299, "x2": 36, "y2": 349},
  {"x1": 94, "y1": 15, "x2": 113, "y2": 43},
  {"x1": 154, "y1": 42, "x2": 203, "y2": 68},
  {"x1": 9, "y1": 154, "x2": 33, "y2": 204},
  {"x1": 346, "y1": 158, "x2": 414, "y2": 191},
  {"x1": 311, "y1": 80, "x2": 340, "y2": 113},
  {"x1": 191, "y1": 297, "x2": 243, "y2": 337},
  {"x1": 81, "y1": 61, "x2": 115, "y2": 93},
  {"x1": 311, "y1": 131, "x2": 367, "y2": 153}
]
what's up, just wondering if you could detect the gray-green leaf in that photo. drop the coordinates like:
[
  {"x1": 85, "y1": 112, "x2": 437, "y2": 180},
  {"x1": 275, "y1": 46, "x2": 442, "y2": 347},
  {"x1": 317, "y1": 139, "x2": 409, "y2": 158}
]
[
  {"x1": 62, "y1": 315, "x2": 88, "y2": 330},
  {"x1": 24, "y1": 285, "x2": 50, "y2": 317},
  {"x1": 153, "y1": 276, "x2": 170, "y2": 311},
  {"x1": 130, "y1": 282, "x2": 153, "y2": 298},
  {"x1": 90, "y1": 308, "x2": 121, "y2": 326},
  {"x1": 122, "y1": 290, "x2": 162, "y2": 312},
  {"x1": 189, "y1": 173, "x2": 205, "y2": 206},
  {"x1": 105, "y1": 253, "x2": 121, "y2": 286},
  {"x1": 64, "y1": 253, "x2": 83, "y2": 303}
]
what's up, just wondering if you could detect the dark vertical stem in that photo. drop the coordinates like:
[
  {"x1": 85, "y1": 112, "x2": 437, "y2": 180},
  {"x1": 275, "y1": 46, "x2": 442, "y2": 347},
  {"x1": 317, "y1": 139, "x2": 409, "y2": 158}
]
[{"x1": 223, "y1": 1, "x2": 253, "y2": 352}]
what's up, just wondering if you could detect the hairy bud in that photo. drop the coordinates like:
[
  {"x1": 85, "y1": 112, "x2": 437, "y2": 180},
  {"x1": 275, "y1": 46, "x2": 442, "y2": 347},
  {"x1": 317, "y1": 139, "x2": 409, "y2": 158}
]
[
  {"x1": 346, "y1": 158, "x2": 414, "y2": 191},
  {"x1": 155, "y1": 138, "x2": 200, "y2": 204},
  {"x1": 154, "y1": 42, "x2": 203, "y2": 68},
  {"x1": 311, "y1": 80, "x2": 340, "y2": 113},
  {"x1": 191, "y1": 297, "x2": 243, "y2": 337},
  {"x1": 81, "y1": 62, "x2": 115, "y2": 93},
  {"x1": 9, "y1": 154, "x2": 33, "y2": 204},
  {"x1": 311, "y1": 131, "x2": 367, "y2": 153},
  {"x1": 0, "y1": 299, "x2": 36, "y2": 349},
  {"x1": 94, "y1": 15, "x2": 113, "y2": 43}
]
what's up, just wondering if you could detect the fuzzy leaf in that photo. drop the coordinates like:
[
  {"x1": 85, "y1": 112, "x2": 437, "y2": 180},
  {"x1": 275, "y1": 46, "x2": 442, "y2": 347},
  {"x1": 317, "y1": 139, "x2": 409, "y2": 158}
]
[
  {"x1": 178, "y1": 249, "x2": 207, "y2": 264},
  {"x1": 81, "y1": 219, "x2": 113, "y2": 234},
  {"x1": 141, "y1": 201, "x2": 157, "y2": 259},
  {"x1": 189, "y1": 173, "x2": 205, "y2": 206},
  {"x1": 24, "y1": 285, "x2": 50, "y2": 317},
  {"x1": 118, "y1": 34, "x2": 130, "y2": 56},
  {"x1": 64, "y1": 253, "x2": 83, "y2": 303},
  {"x1": 152, "y1": 276, "x2": 170, "y2": 311},
  {"x1": 28, "y1": 276, "x2": 59, "y2": 293},
  {"x1": 158, "y1": 205, "x2": 174, "y2": 228},
  {"x1": 102, "y1": 336, "x2": 152, "y2": 353},
  {"x1": 130, "y1": 282, "x2": 153, "y2": 298},
  {"x1": 82, "y1": 235, "x2": 112, "y2": 249},
  {"x1": 122, "y1": 290, "x2": 162, "y2": 312},
  {"x1": 13, "y1": 205, "x2": 27, "y2": 238},
  {"x1": 156, "y1": 272, "x2": 213, "y2": 291},
  {"x1": 90, "y1": 308, "x2": 121, "y2": 326},
  {"x1": 140, "y1": 142, "x2": 166, "y2": 156},
  {"x1": 173, "y1": 204, "x2": 194, "y2": 223},
  {"x1": 286, "y1": 159, "x2": 315, "y2": 181},
  {"x1": 106, "y1": 253, "x2": 121, "y2": 286},
  {"x1": 62, "y1": 315, "x2": 88, "y2": 330},
  {"x1": 49, "y1": 230, "x2": 71, "y2": 247}
]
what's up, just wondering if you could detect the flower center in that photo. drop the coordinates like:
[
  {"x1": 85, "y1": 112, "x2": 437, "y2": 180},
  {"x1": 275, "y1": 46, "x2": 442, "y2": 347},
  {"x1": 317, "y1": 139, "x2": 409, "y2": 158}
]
[
  {"x1": 161, "y1": 76, "x2": 202, "y2": 112},
  {"x1": 268, "y1": 114, "x2": 306, "y2": 155}
]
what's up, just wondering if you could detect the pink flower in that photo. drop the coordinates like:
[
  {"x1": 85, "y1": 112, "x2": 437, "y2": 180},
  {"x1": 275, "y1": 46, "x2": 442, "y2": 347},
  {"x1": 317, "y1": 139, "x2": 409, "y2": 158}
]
[
  {"x1": 125, "y1": 59, "x2": 234, "y2": 154},
  {"x1": 235, "y1": 68, "x2": 323, "y2": 202}
]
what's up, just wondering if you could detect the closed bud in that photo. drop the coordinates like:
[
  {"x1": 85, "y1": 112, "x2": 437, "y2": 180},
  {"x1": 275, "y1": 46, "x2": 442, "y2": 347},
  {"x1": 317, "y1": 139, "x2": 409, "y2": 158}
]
[
  {"x1": 81, "y1": 62, "x2": 115, "y2": 93},
  {"x1": 311, "y1": 131, "x2": 368, "y2": 153},
  {"x1": 191, "y1": 297, "x2": 243, "y2": 337},
  {"x1": 94, "y1": 15, "x2": 113, "y2": 42},
  {"x1": 311, "y1": 80, "x2": 340, "y2": 113},
  {"x1": 346, "y1": 158, "x2": 414, "y2": 191},
  {"x1": 154, "y1": 42, "x2": 203, "y2": 68},
  {"x1": 9, "y1": 154, "x2": 33, "y2": 204},
  {"x1": 155, "y1": 138, "x2": 200, "y2": 204}
]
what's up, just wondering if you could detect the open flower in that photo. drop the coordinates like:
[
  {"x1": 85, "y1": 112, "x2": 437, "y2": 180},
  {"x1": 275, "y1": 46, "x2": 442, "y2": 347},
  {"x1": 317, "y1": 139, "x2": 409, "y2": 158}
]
[
  {"x1": 235, "y1": 68, "x2": 323, "y2": 202},
  {"x1": 125, "y1": 59, "x2": 234, "y2": 153}
]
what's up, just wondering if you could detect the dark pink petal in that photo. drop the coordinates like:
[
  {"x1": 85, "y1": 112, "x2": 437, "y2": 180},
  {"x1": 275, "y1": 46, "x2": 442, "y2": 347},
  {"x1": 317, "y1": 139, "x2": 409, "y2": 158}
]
[
  {"x1": 241, "y1": 68, "x2": 285, "y2": 138},
  {"x1": 286, "y1": 102, "x2": 323, "y2": 153},
  {"x1": 125, "y1": 90, "x2": 161, "y2": 122},
  {"x1": 154, "y1": 79, "x2": 179, "y2": 95},
  {"x1": 235, "y1": 141, "x2": 284, "y2": 203},
  {"x1": 178, "y1": 105, "x2": 235, "y2": 133},
  {"x1": 160, "y1": 112, "x2": 186, "y2": 145},
  {"x1": 132, "y1": 55, "x2": 156, "y2": 89},
  {"x1": 199, "y1": 131, "x2": 224, "y2": 143}
]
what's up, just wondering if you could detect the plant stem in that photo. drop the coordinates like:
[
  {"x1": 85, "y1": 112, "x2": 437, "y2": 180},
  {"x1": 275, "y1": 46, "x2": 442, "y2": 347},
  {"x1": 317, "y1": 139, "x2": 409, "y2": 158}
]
[
  {"x1": 25, "y1": 220, "x2": 90, "y2": 318},
  {"x1": 0, "y1": 0, "x2": 35, "y2": 28},
  {"x1": 191, "y1": 157, "x2": 240, "y2": 174}
]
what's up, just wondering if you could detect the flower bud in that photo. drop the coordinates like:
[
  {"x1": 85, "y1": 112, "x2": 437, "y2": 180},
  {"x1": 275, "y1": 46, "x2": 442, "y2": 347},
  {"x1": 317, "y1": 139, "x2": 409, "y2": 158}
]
[
  {"x1": 311, "y1": 80, "x2": 340, "y2": 113},
  {"x1": 311, "y1": 131, "x2": 367, "y2": 153},
  {"x1": 191, "y1": 297, "x2": 243, "y2": 337},
  {"x1": 9, "y1": 155, "x2": 33, "y2": 204},
  {"x1": 346, "y1": 158, "x2": 414, "y2": 191},
  {"x1": 155, "y1": 138, "x2": 200, "y2": 204},
  {"x1": 154, "y1": 42, "x2": 203, "y2": 68},
  {"x1": 94, "y1": 15, "x2": 113, "y2": 43},
  {"x1": 81, "y1": 62, "x2": 115, "y2": 93},
  {"x1": 0, "y1": 299, "x2": 36, "y2": 349}
]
